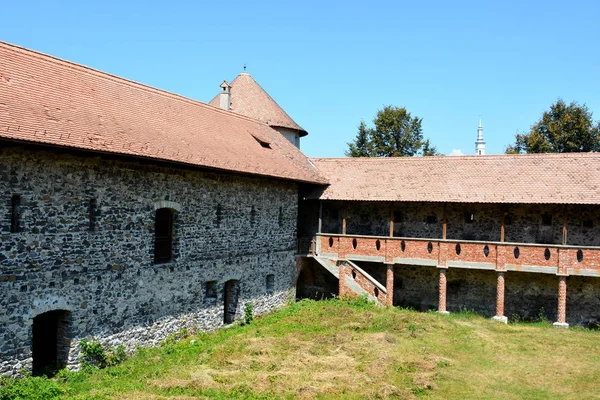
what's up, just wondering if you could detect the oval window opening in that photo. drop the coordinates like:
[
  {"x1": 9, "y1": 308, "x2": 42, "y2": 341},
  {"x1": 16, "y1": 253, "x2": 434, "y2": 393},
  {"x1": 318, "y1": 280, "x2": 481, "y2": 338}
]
[
  {"x1": 514, "y1": 247, "x2": 520, "y2": 259},
  {"x1": 483, "y1": 245, "x2": 489, "y2": 257},
  {"x1": 351, "y1": 269, "x2": 357, "y2": 279},
  {"x1": 328, "y1": 237, "x2": 334, "y2": 248},
  {"x1": 544, "y1": 248, "x2": 551, "y2": 260},
  {"x1": 352, "y1": 238, "x2": 358, "y2": 249},
  {"x1": 401, "y1": 240, "x2": 406, "y2": 252},
  {"x1": 427, "y1": 242, "x2": 433, "y2": 253},
  {"x1": 577, "y1": 249, "x2": 584, "y2": 263},
  {"x1": 376, "y1": 239, "x2": 381, "y2": 251},
  {"x1": 455, "y1": 243, "x2": 461, "y2": 255},
  {"x1": 374, "y1": 287, "x2": 379, "y2": 297}
]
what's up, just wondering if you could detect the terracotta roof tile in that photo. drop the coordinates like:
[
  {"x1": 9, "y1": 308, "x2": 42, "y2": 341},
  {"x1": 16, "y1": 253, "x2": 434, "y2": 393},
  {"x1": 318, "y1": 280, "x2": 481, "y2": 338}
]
[
  {"x1": 0, "y1": 41, "x2": 325, "y2": 184},
  {"x1": 309, "y1": 154, "x2": 600, "y2": 204},
  {"x1": 208, "y1": 72, "x2": 307, "y2": 136}
]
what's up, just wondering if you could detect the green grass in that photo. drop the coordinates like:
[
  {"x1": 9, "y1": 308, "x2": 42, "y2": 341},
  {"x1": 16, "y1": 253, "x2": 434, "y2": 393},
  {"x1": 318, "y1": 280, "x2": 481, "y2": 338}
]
[{"x1": 2, "y1": 297, "x2": 600, "y2": 399}]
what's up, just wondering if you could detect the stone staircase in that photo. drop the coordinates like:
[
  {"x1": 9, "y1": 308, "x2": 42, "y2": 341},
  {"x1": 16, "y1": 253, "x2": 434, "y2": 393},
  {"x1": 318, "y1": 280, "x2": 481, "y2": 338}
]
[{"x1": 311, "y1": 256, "x2": 387, "y2": 304}]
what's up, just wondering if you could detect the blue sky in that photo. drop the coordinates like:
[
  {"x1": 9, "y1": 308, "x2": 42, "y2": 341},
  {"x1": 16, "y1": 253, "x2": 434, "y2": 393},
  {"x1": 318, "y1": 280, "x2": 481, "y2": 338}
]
[{"x1": 2, "y1": 1, "x2": 599, "y2": 157}]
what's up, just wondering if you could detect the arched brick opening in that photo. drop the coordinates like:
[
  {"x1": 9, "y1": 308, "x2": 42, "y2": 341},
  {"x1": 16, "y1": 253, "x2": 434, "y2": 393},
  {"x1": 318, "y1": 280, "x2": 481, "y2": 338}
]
[
  {"x1": 32, "y1": 310, "x2": 71, "y2": 376},
  {"x1": 224, "y1": 279, "x2": 240, "y2": 324}
]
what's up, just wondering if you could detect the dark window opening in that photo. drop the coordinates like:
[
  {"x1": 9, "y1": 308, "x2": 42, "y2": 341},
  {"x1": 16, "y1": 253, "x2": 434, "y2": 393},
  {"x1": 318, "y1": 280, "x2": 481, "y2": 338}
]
[
  {"x1": 351, "y1": 269, "x2": 357, "y2": 279},
  {"x1": 154, "y1": 208, "x2": 174, "y2": 264},
  {"x1": 393, "y1": 210, "x2": 403, "y2": 223},
  {"x1": 455, "y1": 243, "x2": 461, "y2": 255},
  {"x1": 32, "y1": 310, "x2": 71, "y2": 377},
  {"x1": 250, "y1": 206, "x2": 257, "y2": 227},
  {"x1": 514, "y1": 247, "x2": 520, "y2": 259},
  {"x1": 375, "y1": 239, "x2": 381, "y2": 251},
  {"x1": 374, "y1": 287, "x2": 379, "y2": 297},
  {"x1": 215, "y1": 204, "x2": 223, "y2": 228},
  {"x1": 544, "y1": 248, "x2": 551, "y2": 260},
  {"x1": 10, "y1": 194, "x2": 21, "y2": 233},
  {"x1": 266, "y1": 274, "x2": 275, "y2": 294},
  {"x1": 426, "y1": 215, "x2": 437, "y2": 224},
  {"x1": 400, "y1": 240, "x2": 406, "y2": 252},
  {"x1": 427, "y1": 242, "x2": 433, "y2": 253},
  {"x1": 352, "y1": 238, "x2": 357, "y2": 249},
  {"x1": 464, "y1": 212, "x2": 475, "y2": 224},
  {"x1": 483, "y1": 245, "x2": 490, "y2": 257},
  {"x1": 541, "y1": 213, "x2": 552, "y2": 226},
  {"x1": 224, "y1": 280, "x2": 240, "y2": 324},
  {"x1": 583, "y1": 219, "x2": 594, "y2": 228},
  {"x1": 577, "y1": 249, "x2": 584, "y2": 262},
  {"x1": 88, "y1": 199, "x2": 97, "y2": 232},
  {"x1": 278, "y1": 206, "x2": 283, "y2": 227},
  {"x1": 328, "y1": 237, "x2": 334, "y2": 248},
  {"x1": 205, "y1": 281, "x2": 217, "y2": 301}
]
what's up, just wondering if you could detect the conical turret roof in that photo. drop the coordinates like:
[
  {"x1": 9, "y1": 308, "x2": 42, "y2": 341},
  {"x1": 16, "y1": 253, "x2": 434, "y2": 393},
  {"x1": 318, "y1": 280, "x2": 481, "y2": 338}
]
[{"x1": 209, "y1": 72, "x2": 307, "y2": 136}]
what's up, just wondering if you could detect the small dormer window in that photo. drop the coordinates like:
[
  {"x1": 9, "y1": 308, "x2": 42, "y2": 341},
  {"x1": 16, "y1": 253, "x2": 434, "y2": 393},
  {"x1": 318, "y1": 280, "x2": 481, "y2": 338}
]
[{"x1": 252, "y1": 136, "x2": 271, "y2": 149}]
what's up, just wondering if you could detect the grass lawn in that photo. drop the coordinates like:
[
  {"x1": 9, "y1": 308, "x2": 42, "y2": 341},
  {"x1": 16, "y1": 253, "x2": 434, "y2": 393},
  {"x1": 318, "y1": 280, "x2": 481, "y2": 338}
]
[{"x1": 2, "y1": 297, "x2": 600, "y2": 399}]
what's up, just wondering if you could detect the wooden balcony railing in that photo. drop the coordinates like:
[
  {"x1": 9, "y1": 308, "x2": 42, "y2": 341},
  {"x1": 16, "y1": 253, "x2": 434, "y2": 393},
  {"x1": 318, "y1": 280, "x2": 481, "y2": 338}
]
[{"x1": 314, "y1": 234, "x2": 600, "y2": 277}]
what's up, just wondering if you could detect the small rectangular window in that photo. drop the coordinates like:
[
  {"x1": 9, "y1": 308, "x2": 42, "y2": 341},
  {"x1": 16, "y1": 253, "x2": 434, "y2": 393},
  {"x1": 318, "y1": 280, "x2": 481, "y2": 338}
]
[
  {"x1": 10, "y1": 195, "x2": 21, "y2": 233},
  {"x1": 464, "y1": 212, "x2": 475, "y2": 224},
  {"x1": 266, "y1": 274, "x2": 275, "y2": 294},
  {"x1": 278, "y1": 206, "x2": 283, "y2": 227},
  {"x1": 89, "y1": 199, "x2": 97, "y2": 232},
  {"x1": 205, "y1": 281, "x2": 217, "y2": 301},
  {"x1": 154, "y1": 208, "x2": 175, "y2": 264},
  {"x1": 541, "y1": 213, "x2": 552, "y2": 226},
  {"x1": 426, "y1": 215, "x2": 437, "y2": 224}
]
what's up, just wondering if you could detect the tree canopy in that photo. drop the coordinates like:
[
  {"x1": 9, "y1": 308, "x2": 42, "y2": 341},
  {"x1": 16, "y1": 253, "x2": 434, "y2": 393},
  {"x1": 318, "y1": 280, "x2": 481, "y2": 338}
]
[
  {"x1": 346, "y1": 105, "x2": 439, "y2": 157},
  {"x1": 505, "y1": 100, "x2": 600, "y2": 154}
]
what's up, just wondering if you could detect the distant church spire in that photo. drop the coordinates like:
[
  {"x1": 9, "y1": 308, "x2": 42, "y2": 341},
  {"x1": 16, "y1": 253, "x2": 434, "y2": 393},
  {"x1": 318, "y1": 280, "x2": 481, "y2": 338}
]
[{"x1": 475, "y1": 117, "x2": 486, "y2": 155}]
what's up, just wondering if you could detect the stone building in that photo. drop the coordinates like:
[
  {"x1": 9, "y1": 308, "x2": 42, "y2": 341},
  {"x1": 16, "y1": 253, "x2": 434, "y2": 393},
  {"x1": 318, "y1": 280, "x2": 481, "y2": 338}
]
[
  {"x1": 0, "y1": 41, "x2": 326, "y2": 376},
  {"x1": 2, "y1": 40, "x2": 600, "y2": 378}
]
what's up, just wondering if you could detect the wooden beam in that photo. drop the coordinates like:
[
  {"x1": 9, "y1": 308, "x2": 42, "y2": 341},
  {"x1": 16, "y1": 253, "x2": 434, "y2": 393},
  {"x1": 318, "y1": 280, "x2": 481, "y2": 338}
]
[
  {"x1": 318, "y1": 202, "x2": 323, "y2": 234},
  {"x1": 342, "y1": 202, "x2": 347, "y2": 235},
  {"x1": 562, "y1": 207, "x2": 568, "y2": 245},
  {"x1": 389, "y1": 204, "x2": 394, "y2": 237},
  {"x1": 442, "y1": 205, "x2": 447, "y2": 240},
  {"x1": 500, "y1": 210, "x2": 506, "y2": 242}
]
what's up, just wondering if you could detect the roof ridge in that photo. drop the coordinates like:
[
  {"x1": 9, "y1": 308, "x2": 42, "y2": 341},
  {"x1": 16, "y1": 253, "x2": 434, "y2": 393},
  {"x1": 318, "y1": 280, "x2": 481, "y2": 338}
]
[
  {"x1": 310, "y1": 152, "x2": 600, "y2": 161},
  {"x1": 0, "y1": 40, "x2": 274, "y2": 131}
]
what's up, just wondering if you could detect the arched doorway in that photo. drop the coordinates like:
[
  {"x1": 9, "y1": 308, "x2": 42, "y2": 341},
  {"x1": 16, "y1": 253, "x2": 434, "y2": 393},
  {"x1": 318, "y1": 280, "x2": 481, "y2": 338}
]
[
  {"x1": 224, "y1": 280, "x2": 240, "y2": 324},
  {"x1": 32, "y1": 310, "x2": 71, "y2": 376}
]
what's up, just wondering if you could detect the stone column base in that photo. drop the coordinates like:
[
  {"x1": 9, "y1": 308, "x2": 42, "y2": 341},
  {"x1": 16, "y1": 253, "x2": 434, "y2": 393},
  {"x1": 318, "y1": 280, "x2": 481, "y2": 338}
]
[
  {"x1": 492, "y1": 315, "x2": 508, "y2": 324},
  {"x1": 437, "y1": 310, "x2": 450, "y2": 315},
  {"x1": 553, "y1": 322, "x2": 569, "y2": 329}
]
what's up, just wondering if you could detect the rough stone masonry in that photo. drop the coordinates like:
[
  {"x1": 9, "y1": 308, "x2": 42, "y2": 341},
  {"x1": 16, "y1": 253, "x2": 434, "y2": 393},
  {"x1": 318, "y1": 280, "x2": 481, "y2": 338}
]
[{"x1": 0, "y1": 144, "x2": 298, "y2": 376}]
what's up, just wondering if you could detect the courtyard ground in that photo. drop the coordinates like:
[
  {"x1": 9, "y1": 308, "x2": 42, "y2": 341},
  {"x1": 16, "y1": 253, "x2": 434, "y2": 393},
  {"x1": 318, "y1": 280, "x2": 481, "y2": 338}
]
[{"x1": 1, "y1": 297, "x2": 600, "y2": 399}]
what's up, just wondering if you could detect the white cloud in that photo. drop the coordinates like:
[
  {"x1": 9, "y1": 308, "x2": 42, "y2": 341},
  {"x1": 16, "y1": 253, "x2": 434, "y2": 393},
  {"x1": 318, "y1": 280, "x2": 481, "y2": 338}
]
[{"x1": 449, "y1": 149, "x2": 464, "y2": 156}]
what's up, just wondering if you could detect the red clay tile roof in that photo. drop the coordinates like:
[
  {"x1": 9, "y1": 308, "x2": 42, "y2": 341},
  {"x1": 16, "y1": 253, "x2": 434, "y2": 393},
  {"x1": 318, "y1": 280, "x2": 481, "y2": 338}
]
[
  {"x1": 0, "y1": 41, "x2": 325, "y2": 184},
  {"x1": 208, "y1": 72, "x2": 307, "y2": 136},
  {"x1": 309, "y1": 154, "x2": 600, "y2": 204}
]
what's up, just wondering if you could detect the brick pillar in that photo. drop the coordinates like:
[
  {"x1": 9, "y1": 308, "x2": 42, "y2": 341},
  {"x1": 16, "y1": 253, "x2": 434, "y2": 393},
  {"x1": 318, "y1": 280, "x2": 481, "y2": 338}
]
[
  {"x1": 385, "y1": 263, "x2": 394, "y2": 306},
  {"x1": 438, "y1": 268, "x2": 449, "y2": 314},
  {"x1": 338, "y1": 261, "x2": 346, "y2": 297},
  {"x1": 492, "y1": 272, "x2": 508, "y2": 323},
  {"x1": 553, "y1": 275, "x2": 569, "y2": 328}
]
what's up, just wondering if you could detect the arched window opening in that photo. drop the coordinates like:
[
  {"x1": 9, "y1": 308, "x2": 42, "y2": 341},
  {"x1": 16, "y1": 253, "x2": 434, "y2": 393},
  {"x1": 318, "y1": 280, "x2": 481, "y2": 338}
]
[{"x1": 154, "y1": 208, "x2": 175, "y2": 264}]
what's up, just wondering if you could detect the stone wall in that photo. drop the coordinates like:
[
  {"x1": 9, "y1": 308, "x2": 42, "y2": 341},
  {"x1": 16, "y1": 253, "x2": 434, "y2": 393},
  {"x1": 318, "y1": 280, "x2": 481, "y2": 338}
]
[{"x1": 0, "y1": 144, "x2": 299, "y2": 376}]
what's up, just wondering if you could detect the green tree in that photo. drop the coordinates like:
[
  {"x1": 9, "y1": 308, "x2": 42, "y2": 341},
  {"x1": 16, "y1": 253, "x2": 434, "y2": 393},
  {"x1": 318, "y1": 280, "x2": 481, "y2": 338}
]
[
  {"x1": 345, "y1": 106, "x2": 439, "y2": 157},
  {"x1": 506, "y1": 100, "x2": 600, "y2": 154}
]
